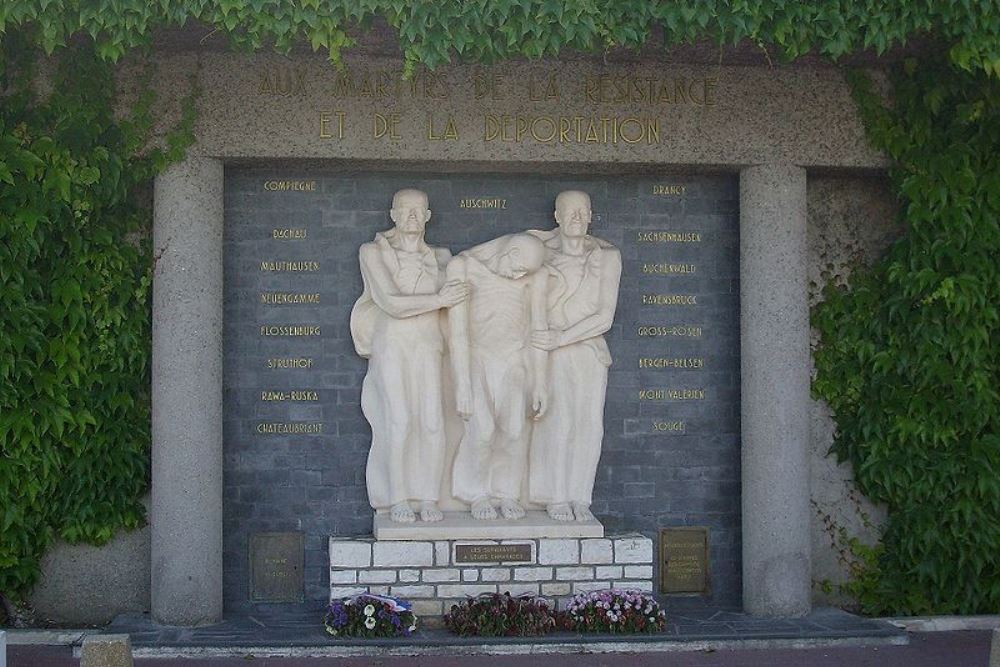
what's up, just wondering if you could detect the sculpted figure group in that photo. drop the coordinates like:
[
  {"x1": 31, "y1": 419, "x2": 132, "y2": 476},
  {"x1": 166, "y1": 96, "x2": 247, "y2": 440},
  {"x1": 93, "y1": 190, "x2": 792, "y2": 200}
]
[{"x1": 351, "y1": 188, "x2": 621, "y2": 524}]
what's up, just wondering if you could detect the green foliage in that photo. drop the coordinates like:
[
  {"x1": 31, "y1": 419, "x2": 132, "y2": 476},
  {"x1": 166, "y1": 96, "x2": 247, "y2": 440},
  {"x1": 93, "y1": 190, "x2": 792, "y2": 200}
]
[
  {"x1": 0, "y1": 1, "x2": 999, "y2": 75},
  {"x1": 0, "y1": 0, "x2": 998, "y2": 615},
  {"x1": 813, "y1": 59, "x2": 1000, "y2": 614},
  {"x1": 0, "y1": 34, "x2": 196, "y2": 600}
]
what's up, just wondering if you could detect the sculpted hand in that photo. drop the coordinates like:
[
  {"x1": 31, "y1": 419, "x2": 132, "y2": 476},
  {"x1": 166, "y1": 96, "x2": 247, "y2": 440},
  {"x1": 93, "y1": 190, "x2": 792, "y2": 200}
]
[
  {"x1": 438, "y1": 279, "x2": 470, "y2": 307},
  {"x1": 530, "y1": 328, "x2": 560, "y2": 351},
  {"x1": 456, "y1": 388, "x2": 473, "y2": 420},
  {"x1": 532, "y1": 388, "x2": 548, "y2": 420}
]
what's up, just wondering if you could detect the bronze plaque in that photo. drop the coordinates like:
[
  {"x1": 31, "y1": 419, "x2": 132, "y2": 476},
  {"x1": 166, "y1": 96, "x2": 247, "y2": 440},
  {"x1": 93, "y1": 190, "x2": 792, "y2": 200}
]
[
  {"x1": 249, "y1": 532, "x2": 304, "y2": 603},
  {"x1": 455, "y1": 543, "x2": 532, "y2": 563},
  {"x1": 660, "y1": 527, "x2": 710, "y2": 595}
]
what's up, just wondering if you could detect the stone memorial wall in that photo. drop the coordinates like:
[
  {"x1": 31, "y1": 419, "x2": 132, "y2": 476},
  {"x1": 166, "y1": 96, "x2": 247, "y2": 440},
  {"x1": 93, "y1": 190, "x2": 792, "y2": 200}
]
[{"x1": 223, "y1": 169, "x2": 740, "y2": 608}]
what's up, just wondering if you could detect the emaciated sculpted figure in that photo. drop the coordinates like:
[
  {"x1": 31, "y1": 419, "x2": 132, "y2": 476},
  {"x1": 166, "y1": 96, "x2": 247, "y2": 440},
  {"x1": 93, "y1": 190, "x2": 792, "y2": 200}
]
[
  {"x1": 446, "y1": 234, "x2": 550, "y2": 520},
  {"x1": 350, "y1": 188, "x2": 469, "y2": 523},
  {"x1": 528, "y1": 190, "x2": 622, "y2": 522}
]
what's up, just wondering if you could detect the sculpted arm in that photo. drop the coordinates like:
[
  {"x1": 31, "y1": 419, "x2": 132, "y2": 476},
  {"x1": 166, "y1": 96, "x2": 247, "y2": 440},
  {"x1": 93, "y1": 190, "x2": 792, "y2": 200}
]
[
  {"x1": 553, "y1": 248, "x2": 622, "y2": 347},
  {"x1": 446, "y1": 256, "x2": 473, "y2": 419},
  {"x1": 529, "y1": 270, "x2": 550, "y2": 418},
  {"x1": 359, "y1": 244, "x2": 445, "y2": 318}
]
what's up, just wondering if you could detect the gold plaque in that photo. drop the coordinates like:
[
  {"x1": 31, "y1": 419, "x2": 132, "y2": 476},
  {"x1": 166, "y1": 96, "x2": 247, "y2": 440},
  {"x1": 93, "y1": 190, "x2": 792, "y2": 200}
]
[
  {"x1": 660, "y1": 527, "x2": 710, "y2": 595},
  {"x1": 454, "y1": 543, "x2": 532, "y2": 563},
  {"x1": 249, "y1": 532, "x2": 304, "y2": 603}
]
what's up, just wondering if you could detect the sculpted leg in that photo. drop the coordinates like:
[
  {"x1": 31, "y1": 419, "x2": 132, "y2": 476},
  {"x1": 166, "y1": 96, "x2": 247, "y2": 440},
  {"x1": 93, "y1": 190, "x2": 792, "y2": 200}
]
[
  {"x1": 418, "y1": 501, "x2": 443, "y2": 522},
  {"x1": 390, "y1": 501, "x2": 416, "y2": 523},
  {"x1": 547, "y1": 503, "x2": 574, "y2": 521},
  {"x1": 572, "y1": 502, "x2": 595, "y2": 522},
  {"x1": 498, "y1": 498, "x2": 526, "y2": 520},
  {"x1": 471, "y1": 496, "x2": 498, "y2": 520}
]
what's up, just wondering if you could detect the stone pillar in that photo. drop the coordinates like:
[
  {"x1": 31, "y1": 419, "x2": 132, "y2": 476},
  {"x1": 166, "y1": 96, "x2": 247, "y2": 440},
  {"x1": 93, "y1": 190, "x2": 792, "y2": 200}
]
[
  {"x1": 151, "y1": 157, "x2": 224, "y2": 625},
  {"x1": 739, "y1": 164, "x2": 811, "y2": 617}
]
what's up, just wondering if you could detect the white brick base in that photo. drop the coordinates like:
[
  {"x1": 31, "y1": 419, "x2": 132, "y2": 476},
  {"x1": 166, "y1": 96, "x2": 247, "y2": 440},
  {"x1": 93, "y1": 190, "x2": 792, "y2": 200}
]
[{"x1": 330, "y1": 534, "x2": 654, "y2": 614}]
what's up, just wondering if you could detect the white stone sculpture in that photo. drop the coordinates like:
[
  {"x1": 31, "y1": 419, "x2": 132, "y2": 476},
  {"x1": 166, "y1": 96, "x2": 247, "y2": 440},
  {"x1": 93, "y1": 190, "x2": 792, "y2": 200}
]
[
  {"x1": 445, "y1": 234, "x2": 550, "y2": 521},
  {"x1": 527, "y1": 190, "x2": 622, "y2": 522},
  {"x1": 350, "y1": 188, "x2": 469, "y2": 523}
]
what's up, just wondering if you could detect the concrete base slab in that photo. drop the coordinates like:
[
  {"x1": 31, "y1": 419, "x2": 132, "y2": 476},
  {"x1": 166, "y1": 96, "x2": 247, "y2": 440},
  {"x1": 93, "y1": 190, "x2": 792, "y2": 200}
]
[
  {"x1": 885, "y1": 615, "x2": 1000, "y2": 632},
  {"x1": 106, "y1": 605, "x2": 908, "y2": 658},
  {"x1": 373, "y1": 511, "x2": 604, "y2": 540}
]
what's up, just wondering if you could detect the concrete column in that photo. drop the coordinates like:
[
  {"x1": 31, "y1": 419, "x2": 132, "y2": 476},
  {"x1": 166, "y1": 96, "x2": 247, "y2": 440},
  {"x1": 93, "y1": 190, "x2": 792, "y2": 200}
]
[
  {"x1": 151, "y1": 157, "x2": 224, "y2": 625},
  {"x1": 739, "y1": 164, "x2": 811, "y2": 617}
]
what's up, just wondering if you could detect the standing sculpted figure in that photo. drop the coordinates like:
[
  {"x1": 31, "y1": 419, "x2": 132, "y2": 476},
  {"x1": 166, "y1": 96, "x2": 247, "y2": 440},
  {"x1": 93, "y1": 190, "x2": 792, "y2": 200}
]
[
  {"x1": 528, "y1": 190, "x2": 622, "y2": 522},
  {"x1": 446, "y1": 234, "x2": 550, "y2": 520},
  {"x1": 350, "y1": 188, "x2": 469, "y2": 523}
]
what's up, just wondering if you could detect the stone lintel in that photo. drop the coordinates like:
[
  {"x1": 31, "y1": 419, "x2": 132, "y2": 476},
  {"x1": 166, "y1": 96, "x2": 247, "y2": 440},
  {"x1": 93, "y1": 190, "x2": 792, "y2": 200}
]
[{"x1": 373, "y1": 511, "x2": 604, "y2": 541}]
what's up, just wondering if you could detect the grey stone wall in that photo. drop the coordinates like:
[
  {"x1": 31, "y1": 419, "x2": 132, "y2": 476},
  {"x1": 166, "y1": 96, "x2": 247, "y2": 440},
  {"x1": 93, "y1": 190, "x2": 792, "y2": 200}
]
[
  {"x1": 223, "y1": 169, "x2": 741, "y2": 609},
  {"x1": 807, "y1": 173, "x2": 900, "y2": 606},
  {"x1": 29, "y1": 497, "x2": 150, "y2": 625}
]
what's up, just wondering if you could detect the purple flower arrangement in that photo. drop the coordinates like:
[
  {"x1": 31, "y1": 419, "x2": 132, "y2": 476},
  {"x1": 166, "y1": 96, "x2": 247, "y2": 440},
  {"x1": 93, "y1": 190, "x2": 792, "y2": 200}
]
[
  {"x1": 444, "y1": 591, "x2": 559, "y2": 636},
  {"x1": 562, "y1": 589, "x2": 667, "y2": 633},
  {"x1": 323, "y1": 593, "x2": 417, "y2": 638}
]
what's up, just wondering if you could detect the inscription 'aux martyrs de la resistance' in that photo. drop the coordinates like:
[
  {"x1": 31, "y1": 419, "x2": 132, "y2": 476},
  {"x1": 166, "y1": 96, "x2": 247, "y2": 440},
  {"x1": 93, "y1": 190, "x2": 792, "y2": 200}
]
[
  {"x1": 255, "y1": 66, "x2": 719, "y2": 146},
  {"x1": 252, "y1": 180, "x2": 707, "y2": 440}
]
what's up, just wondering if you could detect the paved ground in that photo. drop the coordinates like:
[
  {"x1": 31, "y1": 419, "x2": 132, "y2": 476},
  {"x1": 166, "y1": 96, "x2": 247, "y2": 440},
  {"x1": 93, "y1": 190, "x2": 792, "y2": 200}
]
[
  {"x1": 8, "y1": 630, "x2": 992, "y2": 666},
  {"x1": 105, "y1": 606, "x2": 905, "y2": 647}
]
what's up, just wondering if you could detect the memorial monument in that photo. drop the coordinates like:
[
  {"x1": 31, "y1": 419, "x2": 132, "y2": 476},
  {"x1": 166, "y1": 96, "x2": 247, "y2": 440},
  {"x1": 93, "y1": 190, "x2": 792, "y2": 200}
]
[
  {"x1": 526, "y1": 190, "x2": 622, "y2": 523},
  {"x1": 351, "y1": 187, "x2": 622, "y2": 542},
  {"x1": 350, "y1": 188, "x2": 469, "y2": 524},
  {"x1": 447, "y1": 233, "x2": 549, "y2": 521}
]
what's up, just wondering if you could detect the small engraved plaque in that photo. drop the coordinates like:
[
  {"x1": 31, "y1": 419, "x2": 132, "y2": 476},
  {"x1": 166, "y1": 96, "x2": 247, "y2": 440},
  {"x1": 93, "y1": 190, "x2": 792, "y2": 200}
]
[
  {"x1": 660, "y1": 527, "x2": 710, "y2": 595},
  {"x1": 455, "y1": 543, "x2": 532, "y2": 563},
  {"x1": 249, "y1": 532, "x2": 304, "y2": 603}
]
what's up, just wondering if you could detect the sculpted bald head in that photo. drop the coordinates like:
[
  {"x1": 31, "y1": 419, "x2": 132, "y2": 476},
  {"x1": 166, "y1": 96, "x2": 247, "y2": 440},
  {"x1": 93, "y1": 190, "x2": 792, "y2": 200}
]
[
  {"x1": 496, "y1": 233, "x2": 546, "y2": 280},
  {"x1": 554, "y1": 190, "x2": 592, "y2": 238},
  {"x1": 390, "y1": 188, "x2": 431, "y2": 233}
]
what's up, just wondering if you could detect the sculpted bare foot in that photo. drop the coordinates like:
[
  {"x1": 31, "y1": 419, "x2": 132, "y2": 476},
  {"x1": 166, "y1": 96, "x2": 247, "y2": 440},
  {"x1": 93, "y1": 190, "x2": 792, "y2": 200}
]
[
  {"x1": 419, "y1": 501, "x2": 443, "y2": 522},
  {"x1": 572, "y1": 502, "x2": 595, "y2": 522},
  {"x1": 498, "y1": 499, "x2": 526, "y2": 520},
  {"x1": 471, "y1": 497, "x2": 498, "y2": 520},
  {"x1": 547, "y1": 503, "x2": 574, "y2": 521},
  {"x1": 390, "y1": 502, "x2": 416, "y2": 523}
]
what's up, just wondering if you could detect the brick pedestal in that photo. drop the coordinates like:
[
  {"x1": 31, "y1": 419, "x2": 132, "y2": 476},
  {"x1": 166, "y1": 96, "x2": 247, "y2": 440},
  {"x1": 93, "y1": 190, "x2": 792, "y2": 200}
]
[{"x1": 330, "y1": 535, "x2": 654, "y2": 616}]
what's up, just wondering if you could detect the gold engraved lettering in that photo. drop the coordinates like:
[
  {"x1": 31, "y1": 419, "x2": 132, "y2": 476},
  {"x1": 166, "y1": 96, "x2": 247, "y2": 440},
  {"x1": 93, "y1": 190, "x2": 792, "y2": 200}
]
[
  {"x1": 637, "y1": 230, "x2": 700, "y2": 242},
  {"x1": 650, "y1": 185, "x2": 687, "y2": 197},
  {"x1": 641, "y1": 294, "x2": 697, "y2": 306},
  {"x1": 266, "y1": 358, "x2": 314, "y2": 370},
  {"x1": 373, "y1": 112, "x2": 401, "y2": 140},
  {"x1": 427, "y1": 113, "x2": 459, "y2": 140},
  {"x1": 639, "y1": 357, "x2": 704, "y2": 369},
  {"x1": 584, "y1": 75, "x2": 716, "y2": 107},
  {"x1": 256, "y1": 422, "x2": 323, "y2": 434},
  {"x1": 259, "y1": 261, "x2": 320, "y2": 272},
  {"x1": 257, "y1": 67, "x2": 307, "y2": 96},
  {"x1": 653, "y1": 420, "x2": 686, "y2": 432},
  {"x1": 263, "y1": 180, "x2": 317, "y2": 192},
  {"x1": 272, "y1": 229, "x2": 308, "y2": 239},
  {"x1": 642, "y1": 263, "x2": 696, "y2": 275},
  {"x1": 259, "y1": 325, "x2": 322, "y2": 336},
  {"x1": 260, "y1": 390, "x2": 320, "y2": 402},
  {"x1": 704, "y1": 77, "x2": 718, "y2": 107},
  {"x1": 484, "y1": 114, "x2": 660, "y2": 145},
  {"x1": 319, "y1": 111, "x2": 346, "y2": 139},
  {"x1": 528, "y1": 73, "x2": 560, "y2": 101},
  {"x1": 473, "y1": 71, "x2": 506, "y2": 100},
  {"x1": 639, "y1": 389, "x2": 706, "y2": 400},
  {"x1": 260, "y1": 293, "x2": 321, "y2": 305},
  {"x1": 459, "y1": 198, "x2": 507, "y2": 210},
  {"x1": 637, "y1": 325, "x2": 703, "y2": 337}
]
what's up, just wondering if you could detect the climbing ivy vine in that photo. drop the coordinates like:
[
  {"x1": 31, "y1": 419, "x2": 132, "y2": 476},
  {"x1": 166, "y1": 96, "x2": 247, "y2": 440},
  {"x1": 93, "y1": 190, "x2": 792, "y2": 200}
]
[
  {"x1": 1, "y1": 1, "x2": 998, "y2": 615},
  {"x1": 812, "y1": 61, "x2": 1000, "y2": 615}
]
